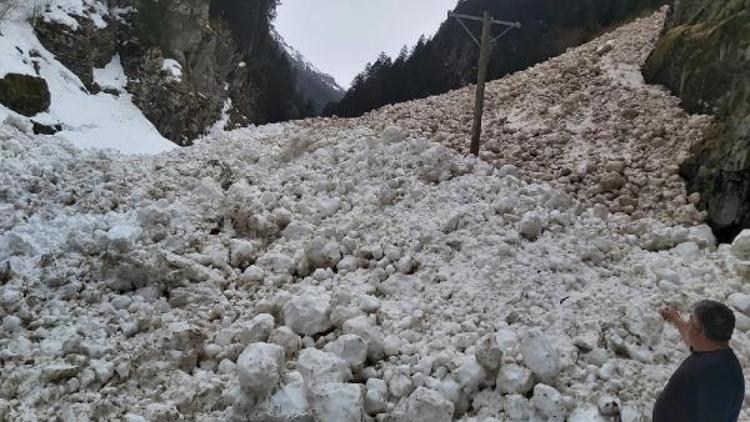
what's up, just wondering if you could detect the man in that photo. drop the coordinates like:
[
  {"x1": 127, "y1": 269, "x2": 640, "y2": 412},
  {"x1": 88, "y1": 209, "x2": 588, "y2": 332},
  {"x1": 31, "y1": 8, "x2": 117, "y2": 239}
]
[{"x1": 654, "y1": 300, "x2": 745, "y2": 421}]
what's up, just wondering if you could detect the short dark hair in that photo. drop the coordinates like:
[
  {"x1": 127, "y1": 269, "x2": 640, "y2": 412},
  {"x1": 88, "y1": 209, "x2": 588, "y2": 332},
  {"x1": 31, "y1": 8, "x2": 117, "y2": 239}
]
[{"x1": 693, "y1": 300, "x2": 736, "y2": 342}]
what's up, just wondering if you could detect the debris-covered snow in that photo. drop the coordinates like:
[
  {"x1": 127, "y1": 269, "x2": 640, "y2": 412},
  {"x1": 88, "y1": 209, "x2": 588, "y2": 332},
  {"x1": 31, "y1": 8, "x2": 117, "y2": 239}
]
[
  {"x1": 1, "y1": 9, "x2": 749, "y2": 422},
  {"x1": 351, "y1": 9, "x2": 712, "y2": 227},
  {"x1": 0, "y1": 1, "x2": 174, "y2": 155}
]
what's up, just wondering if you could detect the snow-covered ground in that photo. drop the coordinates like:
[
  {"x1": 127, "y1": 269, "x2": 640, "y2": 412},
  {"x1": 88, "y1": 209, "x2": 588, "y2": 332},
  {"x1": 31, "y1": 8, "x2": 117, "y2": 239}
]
[
  {"x1": 2, "y1": 8, "x2": 750, "y2": 422},
  {"x1": 0, "y1": 0, "x2": 174, "y2": 155}
]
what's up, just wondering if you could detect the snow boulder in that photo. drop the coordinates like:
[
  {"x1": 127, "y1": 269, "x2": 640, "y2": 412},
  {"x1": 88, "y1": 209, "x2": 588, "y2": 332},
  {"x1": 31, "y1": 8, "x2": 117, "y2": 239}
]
[
  {"x1": 518, "y1": 211, "x2": 545, "y2": 240},
  {"x1": 475, "y1": 333, "x2": 504, "y2": 372},
  {"x1": 520, "y1": 329, "x2": 560, "y2": 383},
  {"x1": 297, "y1": 348, "x2": 352, "y2": 386},
  {"x1": 532, "y1": 384, "x2": 566, "y2": 420},
  {"x1": 237, "y1": 343, "x2": 285, "y2": 399},
  {"x1": 382, "y1": 126, "x2": 405, "y2": 144},
  {"x1": 283, "y1": 291, "x2": 332, "y2": 336},
  {"x1": 324, "y1": 334, "x2": 368, "y2": 371},
  {"x1": 309, "y1": 382, "x2": 365, "y2": 422},
  {"x1": 496, "y1": 364, "x2": 534, "y2": 395},
  {"x1": 504, "y1": 394, "x2": 531, "y2": 421},
  {"x1": 268, "y1": 326, "x2": 302, "y2": 358},
  {"x1": 731, "y1": 230, "x2": 750, "y2": 260},
  {"x1": 343, "y1": 316, "x2": 385, "y2": 361},
  {"x1": 235, "y1": 313, "x2": 275, "y2": 345},
  {"x1": 405, "y1": 387, "x2": 455, "y2": 422}
]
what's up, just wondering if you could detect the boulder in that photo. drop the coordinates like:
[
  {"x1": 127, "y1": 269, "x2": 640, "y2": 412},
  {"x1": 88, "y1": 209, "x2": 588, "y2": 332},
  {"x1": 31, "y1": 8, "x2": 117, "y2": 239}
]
[{"x1": 0, "y1": 74, "x2": 51, "y2": 117}]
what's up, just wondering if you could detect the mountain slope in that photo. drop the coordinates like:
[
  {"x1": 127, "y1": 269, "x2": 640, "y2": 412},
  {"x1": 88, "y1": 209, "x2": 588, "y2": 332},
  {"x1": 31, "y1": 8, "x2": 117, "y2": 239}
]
[
  {"x1": 274, "y1": 30, "x2": 345, "y2": 115},
  {"x1": 0, "y1": 1, "x2": 175, "y2": 154},
  {"x1": 3, "y1": 10, "x2": 750, "y2": 422},
  {"x1": 0, "y1": 0, "x2": 318, "y2": 150},
  {"x1": 329, "y1": 0, "x2": 664, "y2": 117}
]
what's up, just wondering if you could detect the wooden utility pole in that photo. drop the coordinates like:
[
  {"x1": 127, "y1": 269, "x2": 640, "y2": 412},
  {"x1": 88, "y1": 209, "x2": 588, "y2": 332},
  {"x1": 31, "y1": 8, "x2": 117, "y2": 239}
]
[{"x1": 449, "y1": 11, "x2": 521, "y2": 156}]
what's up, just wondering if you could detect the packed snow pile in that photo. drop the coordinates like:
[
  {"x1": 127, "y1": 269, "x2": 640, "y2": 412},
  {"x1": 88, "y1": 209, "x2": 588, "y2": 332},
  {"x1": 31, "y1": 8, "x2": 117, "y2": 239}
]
[
  {"x1": 3, "y1": 120, "x2": 750, "y2": 421},
  {"x1": 2, "y1": 9, "x2": 750, "y2": 422},
  {"x1": 348, "y1": 10, "x2": 712, "y2": 227},
  {"x1": 0, "y1": 0, "x2": 174, "y2": 154}
]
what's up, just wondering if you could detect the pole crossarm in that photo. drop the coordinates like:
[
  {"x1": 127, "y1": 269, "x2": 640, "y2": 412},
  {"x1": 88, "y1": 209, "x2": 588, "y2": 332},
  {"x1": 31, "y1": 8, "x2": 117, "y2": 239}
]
[{"x1": 448, "y1": 12, "x2": 521, "y2": 29}]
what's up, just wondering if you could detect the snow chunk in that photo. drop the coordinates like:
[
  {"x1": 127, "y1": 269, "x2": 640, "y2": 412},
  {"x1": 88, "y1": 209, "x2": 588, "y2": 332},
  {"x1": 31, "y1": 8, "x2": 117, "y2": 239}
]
[
  {"x1": 520, "y1": 329, "x2": 560, "y2": 383},
  {"x1": 731, "y1": 230, "x2": 750, "y2": 261},
  {"x1": 381, "y1": 126, "x2": 405, "y2": 144},
  {"x1": 497, "y1": 364, "x2": 534, "y2": 395},
  {"x1": 324, "y1": 334, "x2": 368, "y2": 371},
  {"x1": 297, "y1": 348, "x2": 352, "y2": 386},
  {"x1": 532, "y1": 384, "x2": 566, "y2": 420},
  {"x1": 268, "y1": 326, "x2": 302, "y2": 358},
  {"x1": 405, "y1": 387, "x2": 455, "y2": 422},
  {"x1": 518, "y1": 211, "x2": 545, "y2": 240},
  {"x1": 309, "y1": 382, "x2": 365, "y2": 422},
  {"x1": 235, "y1": 314, "x2": 275, "y2": 345},
  {"x1": 343, "y1": 316, "x2": 385, "y2": 361},
  {"x1": 283, "y1": 291, "x2": 332, "y2": 336},
  {"x1": 237, "y1": 342, "x2": 285, "y2": 399}
]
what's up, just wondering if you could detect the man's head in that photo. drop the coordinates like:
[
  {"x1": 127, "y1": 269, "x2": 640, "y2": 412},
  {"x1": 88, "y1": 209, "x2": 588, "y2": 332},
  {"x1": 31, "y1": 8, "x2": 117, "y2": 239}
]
[{"x1": 687, "y1": 300, "x2": 736, "y2": 347}]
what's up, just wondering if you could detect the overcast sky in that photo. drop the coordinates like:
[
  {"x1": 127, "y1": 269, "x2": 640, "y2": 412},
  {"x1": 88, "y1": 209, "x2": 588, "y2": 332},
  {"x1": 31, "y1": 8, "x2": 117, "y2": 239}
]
[{"x1": 274, "y1": 0, "x2": 458, "y2": 89}]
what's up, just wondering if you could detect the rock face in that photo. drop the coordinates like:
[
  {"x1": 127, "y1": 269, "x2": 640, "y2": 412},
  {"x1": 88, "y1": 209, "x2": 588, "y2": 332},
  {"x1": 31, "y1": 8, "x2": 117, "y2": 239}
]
[
  {"x1": 644, "y1": 0, "x2": 750, "y2": 241},
  {"x1": 34, "y1": 18, "x2": 116, "y2": 90},
  {"x1": 0, "y1": 74, "x2": 51, "y2": 116},
  {"x1": 32, "y1": 0, "x2": 310, "y2": 146}
]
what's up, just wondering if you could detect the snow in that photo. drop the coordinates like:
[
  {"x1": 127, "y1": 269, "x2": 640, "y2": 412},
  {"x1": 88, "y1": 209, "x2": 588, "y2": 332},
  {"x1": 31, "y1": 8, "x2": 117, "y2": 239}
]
[
  {"x1": 41, "y1": 0, "x2": 110, "y2": 30},
  {"x1": 161, "y1": 58, "x2": 183, "y2": 83},
  {"x1": 0, "y1": 7, "x2": 175, "y2": 155},
  {"x1": 2, "y1": 9, "x2": 750, "y2": 422},
  {"x1": 92, "y1": 54, "x2": 126, "y2": 91}
]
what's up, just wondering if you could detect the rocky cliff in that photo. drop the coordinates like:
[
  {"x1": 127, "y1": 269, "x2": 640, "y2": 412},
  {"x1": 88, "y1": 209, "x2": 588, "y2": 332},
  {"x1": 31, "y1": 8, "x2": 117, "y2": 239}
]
[
  {"x1": 643, "y1": 0, "x2": 750, "y2": 241},
  {"x1": 31, "y1": 0, "x2": 309, "y2": 146}
]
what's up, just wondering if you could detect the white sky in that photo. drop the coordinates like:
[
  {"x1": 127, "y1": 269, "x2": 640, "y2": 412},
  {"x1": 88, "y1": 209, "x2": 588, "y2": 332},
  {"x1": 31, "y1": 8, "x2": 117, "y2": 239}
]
[{"x1": 274, "y1": 0, "x2": 458, "y2": 89}]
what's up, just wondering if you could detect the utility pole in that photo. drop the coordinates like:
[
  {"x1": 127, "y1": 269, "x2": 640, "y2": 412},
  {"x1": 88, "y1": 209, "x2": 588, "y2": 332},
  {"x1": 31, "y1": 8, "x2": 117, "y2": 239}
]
[{"x1": 449, "y1": 11, "x2": 521, "y2": 156}]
